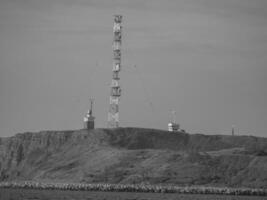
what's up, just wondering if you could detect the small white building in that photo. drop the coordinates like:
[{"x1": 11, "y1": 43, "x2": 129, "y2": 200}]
[{"x1": 168, "y1": 122, "x2": 180, "y2": 132}]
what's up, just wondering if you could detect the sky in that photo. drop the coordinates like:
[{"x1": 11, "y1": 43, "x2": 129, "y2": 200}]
[{"x1": 0, "y1": 0, "x2": 267, "y2": 137}]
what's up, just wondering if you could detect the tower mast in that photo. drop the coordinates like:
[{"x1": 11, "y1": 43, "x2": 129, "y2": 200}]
[{"x1": 108, "y1": 15, "x2": 122, "y2": 128}]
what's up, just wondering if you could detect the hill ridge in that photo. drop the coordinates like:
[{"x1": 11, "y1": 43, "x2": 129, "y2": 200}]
[{"x1": 0, "y1": 128, "x2": 266, "y2": 188}]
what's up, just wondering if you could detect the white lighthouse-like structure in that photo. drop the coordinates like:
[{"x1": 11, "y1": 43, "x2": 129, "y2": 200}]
[{"x1": 108, "y1": 15, "x2": 122, "y2": 128}]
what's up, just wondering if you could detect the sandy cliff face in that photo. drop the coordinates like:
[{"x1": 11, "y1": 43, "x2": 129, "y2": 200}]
[{"x1": 0, "y1": 128, "x2": 266, "y2": 188}]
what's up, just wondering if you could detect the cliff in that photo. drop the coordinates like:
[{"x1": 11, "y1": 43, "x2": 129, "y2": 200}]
[{"x1": 0, "y1": 128, "x2": 267, "y2": 188}]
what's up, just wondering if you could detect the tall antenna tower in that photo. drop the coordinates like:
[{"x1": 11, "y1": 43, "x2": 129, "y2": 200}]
[{"x1": 108, "y1": 15, "x2": 122, "y2": 128}]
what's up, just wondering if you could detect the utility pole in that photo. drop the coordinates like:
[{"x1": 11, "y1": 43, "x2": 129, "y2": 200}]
[{"x1": 108, "y1": 15, "x2": 122, "y2": 128}]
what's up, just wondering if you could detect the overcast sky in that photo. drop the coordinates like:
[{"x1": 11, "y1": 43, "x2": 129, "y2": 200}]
[{"x1": 0, "y1": 0, "x2": 267, "y2": 137}]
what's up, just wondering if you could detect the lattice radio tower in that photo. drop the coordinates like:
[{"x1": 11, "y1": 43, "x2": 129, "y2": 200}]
[{"x1": 108, "y1": 15, "x2": 122, "y2": 128}]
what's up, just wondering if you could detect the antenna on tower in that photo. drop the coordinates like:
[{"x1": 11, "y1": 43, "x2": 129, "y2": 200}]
[
  {"x1": 232, "y1": 125, "x2": 235, "y2": 136},
  {"x1": 171, "y1": 110, "x2": 177, "y2": 124},
  {"x1": 168, "y1": 110, "x2": 180, "y2": 132},
  {"x1": 84, "y1": 98, "x2": 95, "y2": 130},
  {"x1": 89, "y1": 98, "x2": 93, "y2": 115},
  {"x1": 108, "y1": 15, "x2": 122, "y2": 128}
]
